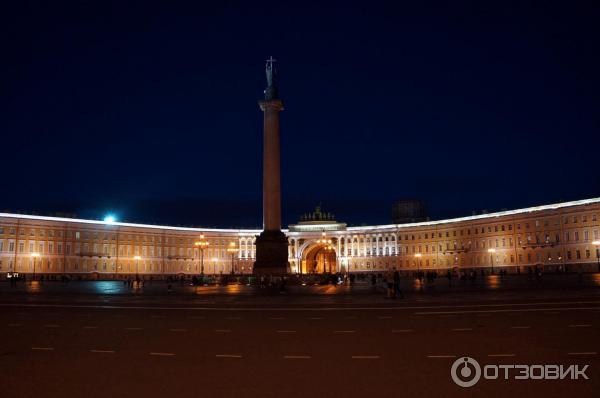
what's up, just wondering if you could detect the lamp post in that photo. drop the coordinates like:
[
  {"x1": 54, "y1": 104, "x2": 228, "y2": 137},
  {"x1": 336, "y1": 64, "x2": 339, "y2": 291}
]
[
  {"x1": 593, "y1": 241, "x2": 600, "y2": 273},
  {"x1": 227, "y1": 242, "x2": 238, "y2": 275},
  {"x1": 414, "y1": 253, "x2": 422, "y2": 290},
  {"x1": 322, "y1": 245, "x2": 334, "y2": 273},
  {"x1": 317, "y1": 232, "x2": 334, "y2": 273},
  {"x1": 31, "y1": 252, "x2": 40, "y2": 281},
  {"x1": 414, "y1": 253, "x2": 422, "y2": 274},
  {"x1": 488, "y1": 248, "x2": 496, "y2": 274},
  {"x1": 194, "y1": 235, "x2": 209, "y2": 276},
  {"x1": 134, "y1": 255, "x2": 141, "y2": 279}
]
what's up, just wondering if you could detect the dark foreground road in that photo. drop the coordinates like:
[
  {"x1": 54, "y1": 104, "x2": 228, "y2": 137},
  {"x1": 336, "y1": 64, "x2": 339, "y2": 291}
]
[{"x1": 0, "y1": 278, "x2": 599, "y2": 398}]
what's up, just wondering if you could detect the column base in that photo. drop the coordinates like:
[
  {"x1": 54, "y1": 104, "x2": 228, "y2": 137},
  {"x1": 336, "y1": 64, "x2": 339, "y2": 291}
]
[{"x1": 253, "y1": 230, "x2": 289, "y2": 276}]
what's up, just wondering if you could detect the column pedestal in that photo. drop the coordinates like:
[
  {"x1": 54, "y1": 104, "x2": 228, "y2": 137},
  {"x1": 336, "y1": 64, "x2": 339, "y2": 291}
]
[{"x1": 254, "y1": 230, "x2": 289, "y2": 276}]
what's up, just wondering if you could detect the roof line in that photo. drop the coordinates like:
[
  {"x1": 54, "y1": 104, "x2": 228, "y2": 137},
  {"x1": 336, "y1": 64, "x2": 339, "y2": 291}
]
[
  {"x1": 346, "y1": 197, "x2": 600, "y2": 231},
  {"x1": 0, "y1": 213, "x2": 261, "y2": 234},
  {"x1": 1, "y1": 197, "x2": 598, "y2": 233}
]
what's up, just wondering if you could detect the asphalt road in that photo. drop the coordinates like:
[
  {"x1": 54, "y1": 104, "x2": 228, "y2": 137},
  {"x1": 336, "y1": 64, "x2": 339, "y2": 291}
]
[{"x1": 0, "y1": 278, "x2": 599, "y2": 398}]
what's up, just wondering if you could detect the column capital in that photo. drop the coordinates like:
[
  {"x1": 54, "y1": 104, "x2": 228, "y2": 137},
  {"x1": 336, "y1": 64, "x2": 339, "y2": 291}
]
[{"x1": 259, "y1": 99, "x2": 284, "y2": 112}]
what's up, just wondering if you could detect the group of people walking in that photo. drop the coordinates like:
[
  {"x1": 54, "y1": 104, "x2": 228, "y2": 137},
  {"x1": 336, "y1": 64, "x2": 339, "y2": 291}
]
[
  {"x1": 124, "y1": 277, "x2": 143, "y2": 288},
  {"x1": 385, "y1": 269, "x2": 404, "y2": 299}
]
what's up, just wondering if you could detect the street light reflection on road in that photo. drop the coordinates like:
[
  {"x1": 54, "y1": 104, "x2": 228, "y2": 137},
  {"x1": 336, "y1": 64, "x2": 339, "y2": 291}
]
[
  {"x1": 25, "y1": 280, "x2": 42, "y2": 293},
  {"x1": 92, "y1": 281, "x2": 126, "y2": 295},
  {"x1": 487, "y1": 274, "x2": 501, "y2": 289}
]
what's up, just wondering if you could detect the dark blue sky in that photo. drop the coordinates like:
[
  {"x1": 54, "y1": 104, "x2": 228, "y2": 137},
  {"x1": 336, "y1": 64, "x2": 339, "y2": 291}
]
[{"x1": 1, "y1": 0, "x2": 599, "y2": 227}]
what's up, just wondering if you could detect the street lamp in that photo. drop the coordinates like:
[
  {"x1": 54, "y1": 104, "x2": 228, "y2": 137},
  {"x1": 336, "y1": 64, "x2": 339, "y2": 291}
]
[
  {"x1": 593, "y1": 241, "x2": 600, "y2": 273},
  {"x1": 414, "y1": 253, "x2": 422, "y2": 273},
  {"x1": 194, "y1": 235, "x2": 210, "y2": 276},
  {"x1": 322, "y1": 245, "x2": 334, "y2": 273},
  {"x1": 414, "y1": 253, "x2": 423, "y2": 290},
  {"x1": 134, "y1": 255, "x2": 141, "y2": 279},
  {"x1": 31, "y1": 252, "x2": 40, "y2": 281},
  {"x1": 227, "y1": 242, "x2": 238, "y2": 275},
  {"x1": 317, "y1": 232, "x2": 332, "y2": 246},
  {"x1": 488, "y1": 248, "x2": 496, "y2": 274},
  {"x1": 317, "y1": 232, "x2": 334, "y2": 273}
]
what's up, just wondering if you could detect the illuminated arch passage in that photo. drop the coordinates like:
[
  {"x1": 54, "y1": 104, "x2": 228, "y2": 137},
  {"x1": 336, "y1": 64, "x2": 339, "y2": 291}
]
[{"x1": 301, "y1": 242, "x2": 337, "y2": 274}]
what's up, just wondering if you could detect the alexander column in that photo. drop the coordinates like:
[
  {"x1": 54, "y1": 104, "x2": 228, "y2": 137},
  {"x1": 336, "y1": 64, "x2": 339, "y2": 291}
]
[{"x1": 254, "y1": 57, "x2": 289, "y2": 276}]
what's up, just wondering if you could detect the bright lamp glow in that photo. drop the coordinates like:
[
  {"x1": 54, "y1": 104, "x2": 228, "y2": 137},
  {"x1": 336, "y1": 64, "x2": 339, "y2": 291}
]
[{"x1": 104, "y1": 215, "x2": 116, "y2": 223}]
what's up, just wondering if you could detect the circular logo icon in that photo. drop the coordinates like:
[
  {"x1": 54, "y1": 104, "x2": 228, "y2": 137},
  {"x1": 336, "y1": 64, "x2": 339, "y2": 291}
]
[{"x1": 451, "y1": 356, "x2": 481, "y2": 388}]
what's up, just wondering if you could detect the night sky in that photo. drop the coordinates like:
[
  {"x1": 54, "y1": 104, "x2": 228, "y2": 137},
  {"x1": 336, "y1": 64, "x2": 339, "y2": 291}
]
[{"x1": 2, "y1": 1, "x2": 599, "y2": 228}]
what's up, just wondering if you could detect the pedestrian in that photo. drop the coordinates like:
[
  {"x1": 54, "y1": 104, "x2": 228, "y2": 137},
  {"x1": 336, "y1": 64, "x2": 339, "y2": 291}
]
[
  {"x1": 385, "y1": 270, "x2": 394, "y2": 298},
  {"x1": 279, "y1": 277, "x2": 286, "y2": 293},
  {"x1": 393, "y1": 269, "x2": 403, "y2": 299}
]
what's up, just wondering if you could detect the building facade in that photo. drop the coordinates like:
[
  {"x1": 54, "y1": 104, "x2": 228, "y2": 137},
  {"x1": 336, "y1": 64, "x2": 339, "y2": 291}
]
[{"x1": 1, "y1": 197, "x2": 600, "y2": 279}]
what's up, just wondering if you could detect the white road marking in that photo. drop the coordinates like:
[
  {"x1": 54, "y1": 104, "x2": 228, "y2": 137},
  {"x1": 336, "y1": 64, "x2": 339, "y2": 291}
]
[
  {"x1": 284, "y1": 355, "x2": 311, "y2": 359},
  {"x1": 334, "y1": 330, "x2": 356, "y2": 334},
  {"x1": 427, "y1": 355, "x2": 456, "y2": 358},
  {"x1": 488, "y1": 354, "x2": 516, "y2": 357},
  {"x1": 416, "y1": 307, "x2": 600, "y2": 315},
  {"x1": 567, "y1": 352, "x2": 597, "y2": 355},
  {"x1": 215, "y1": 329, "x2": 231, "y2": 333},
  {"x1": 351, "y1": 355, "x2": 380, "y2": 359},
  {"x1": 511, "y1": 326, "x2": 531, "y2": 329},
  {"x1": 90, "y1": 349, "x2": 115, "y2": 354},
  {"x1": 4, "y1": 300, "x2": 599, "y2": 312},
  {"x1": 392, "y1": 329, "x2": 413, "y2": 333},
  {"x1": 451, "y1": 328, "x2": 472, "y2": 331},
  {"x1": 568, "y1": 324, "x2": 591, "y2": 328},
  {"x1": 216, "y1": 354, "x2": 242, "y2": 358},
  {"x1": 276, "y1": 330, "x2": 296, "y2": 333},
  {"x1": 149, "y1": 352, "x2": 176, "y2": 356},
  {"x1": 31, "y1": 347, "x2": 54, "y2": 351},
  {"x1": 169, "y1": 328, "x2": 188, "y2": 332}
]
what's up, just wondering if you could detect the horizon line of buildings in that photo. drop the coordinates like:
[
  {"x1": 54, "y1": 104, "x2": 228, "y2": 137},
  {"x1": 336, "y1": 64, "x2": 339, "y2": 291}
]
[{"x1": 0, "y1": 197, "x2": 599, "y2": 278}]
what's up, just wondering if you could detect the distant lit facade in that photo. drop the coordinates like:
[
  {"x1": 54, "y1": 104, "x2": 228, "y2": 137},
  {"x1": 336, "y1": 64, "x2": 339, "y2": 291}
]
[{"x1": 1, "y1": 198, "x2": 599, "y2": 278}]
